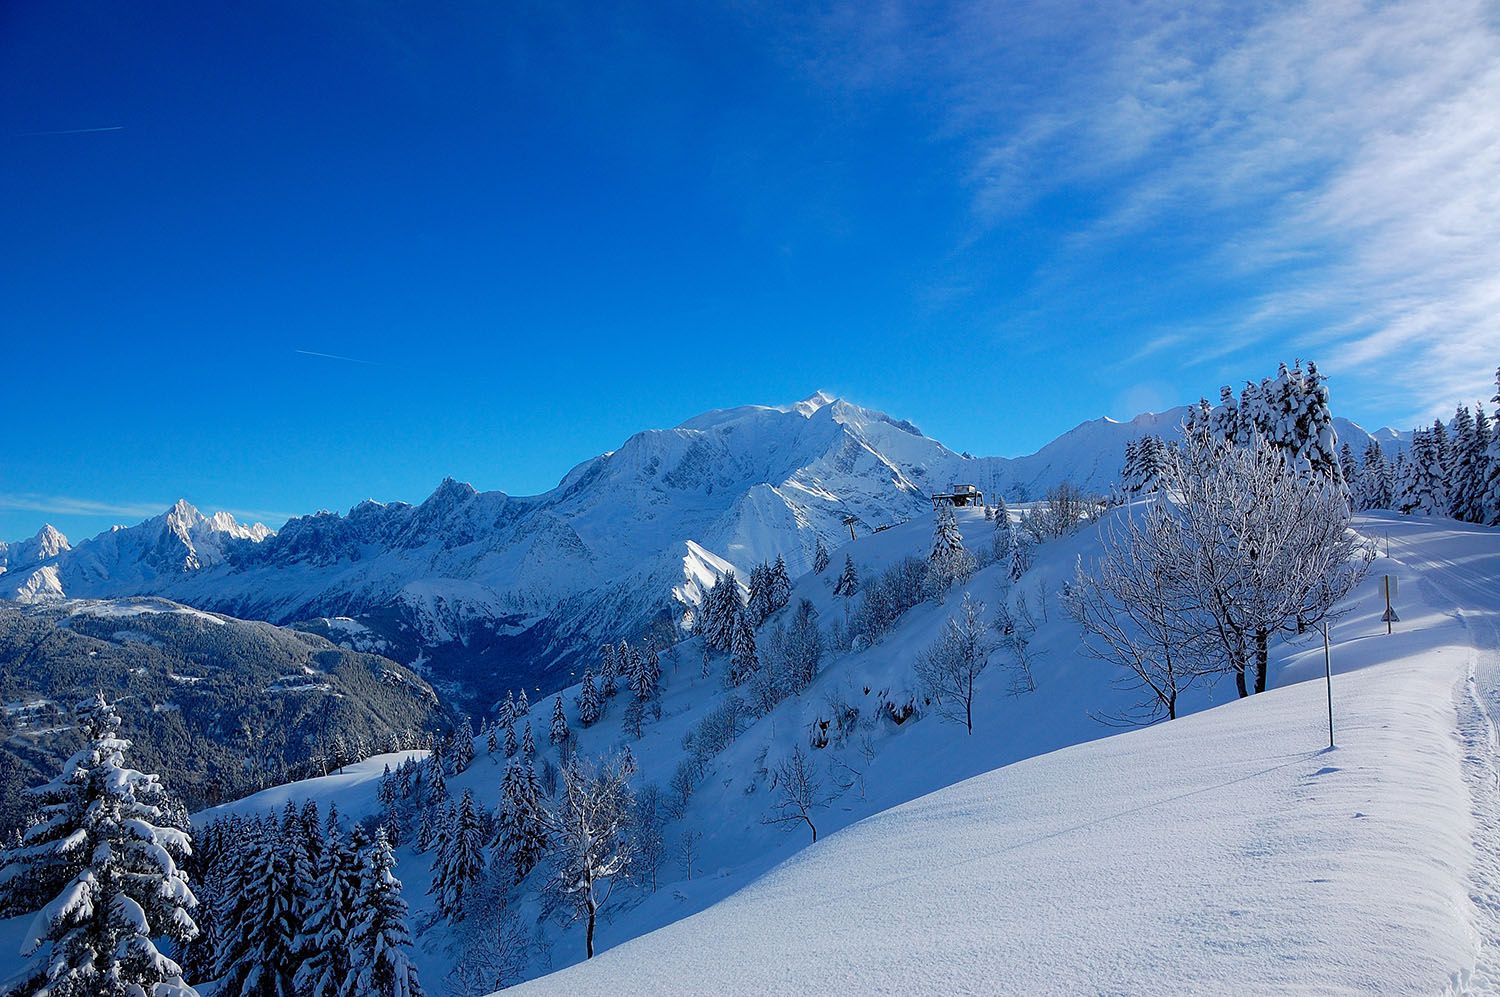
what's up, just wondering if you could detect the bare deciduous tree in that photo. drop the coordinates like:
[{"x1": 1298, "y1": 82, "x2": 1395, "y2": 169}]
[
  {"x1": 914, "y1": 592, "x2": 996, "y2": 732},
  {"x1": 763, "y1": 744, "x2": 831, "y2": 843},
  {"x1": 540, "y1": 754, "x2": 636, "y2": 959},
  {"x1": 1067, "y1": 503, "x2": 1210, "y2": 723}
]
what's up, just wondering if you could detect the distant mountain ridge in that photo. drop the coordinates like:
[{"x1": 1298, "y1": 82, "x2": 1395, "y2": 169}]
[{"x1": 0, "y1": 393, "x2": 1407, "y2": 706}]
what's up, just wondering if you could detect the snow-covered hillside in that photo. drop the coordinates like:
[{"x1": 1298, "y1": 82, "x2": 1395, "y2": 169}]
[
  {"x1": 508, "y1": 514, "x2": 1499, "y2": 994},
  {"x1": 143, "y1": 504, "x2": 1492, "y2": 995},
  {"x1": 0, "y1": 394, "x2": 1407, "y2": 707}
]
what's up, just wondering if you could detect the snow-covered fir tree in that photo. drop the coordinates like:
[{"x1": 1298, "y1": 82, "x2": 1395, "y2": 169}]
[
  {"x1": 0, "y1": 694, "x2": 200, "y2": 997},
  {"x1": 550, "y1": 695, "x2": 570, "y2": 749},
  {"x1": 1396, "y1": 428, "x2": 1448, "y2": 516},
  {"x1": 415, "y1": 810, "x2": 435, "y2": 855},
  {"x1": 450, "y1": 717, "x2": 475, "y2": 773},
  {"x1": 1449, "y1": 403, "x2": 1489, "y2": 523},
  {"x1": 599, "y1": 643, "x2": 620, "y2": 698},
  {"x1": 727, "y1": 608, "x2": 759, "y2": 687},
  {"x1": 768, "y1": 555, "x2": 793, "y2": 614},
  {"x1": 430, "y1": 790, "x2": 486, "y2": 922},
  {"x1": 926, "y1": 502, "x2": 974, "y2": 599},
  {"x1": 485, "y1": 721, "x2": 498, "y2": 756},
  {"x1": 495, "y1": 758, "x2": 548, "y2": 884},
  {"x1": 576, "y1": 669, "x2": 601, "y2": 727},
  {"x1": 746, "y1": 563, "x2": 774, "y2": 626},
  {"x1": 503, "y1": 717, "x2": 519, "y2": 759},
  {"x1": 1009, "y1": 531, "x2": 1034, "y2": 581},
  {"x1": 293, "y1": 809, "x2": 362, "y2": 997},
  {"x1": 424, "y1": 755, "x2": 447, "y2": 807},
  {"x1": 782, "y1": 598, "x2": 824, "y2": 695},
  {"x1": 812, "y1": 536, "x2": 830, "y2": 574},
  {"x1": 1359, "y1": 440, "x2": 1392, "y2": 510},
  {"x1": 215, "y1": 815, "x2": 300, "y2": 997},
  {"x1": 522, "y1": 721, "x2": 537, "y2": 761},
  {"x1": 832, "y1": 555, "x2": 858, "y2": 599},
  {"x1": 1486, "y1": 369, "x2": 1500, "y2": 524},
  {"x1": 347, "y1": 829, "x2": 424, "y2": 997}
]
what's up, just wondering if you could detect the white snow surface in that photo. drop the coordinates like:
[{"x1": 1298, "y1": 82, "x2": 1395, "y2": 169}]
[
  {"x1": 132, "y1": 508, "x2": 1499, "y2": 995},
  {"x1": 508, "y1": 513, "x2": 1498, "y2": 994},
  {"x1": 491, "y1": 513, "x2": 1495, "y2": 994}
]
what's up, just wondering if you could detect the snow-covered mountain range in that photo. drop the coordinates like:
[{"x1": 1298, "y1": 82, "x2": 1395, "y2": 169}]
[{"x1": 0, "y1": 392, "x2": 1403, "y2": 705}]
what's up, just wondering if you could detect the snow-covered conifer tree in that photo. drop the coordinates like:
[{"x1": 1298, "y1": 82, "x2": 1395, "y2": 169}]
[
  {"x1": 294, "y1": 809, "x2": 361, "y2": 997},
  {"x1": 347, "y1": 829, "x2": 424, "y2": 997},
  {"x1": 832, "y1": 555, "x2": 858, "y2": 599},
  {"x1": 503, "y1": 718, "x2": 518, "y2": 759},
  {"x1": 0, "y1": 694, "x2": 200, "y2": 997},
  {"x1": 768, "y1": 555, "x2": 792, "y2": 614},
  {"x1": 496, "y1": 759, "x2": 548, "y2": 883},
  {"x1": 1450, "y1": 403, "x2": 1487, "y2": 522},
  {"x1": 599, "y1": 643, "x2": 619, "y2": 698},
  {"x1": 216, "y1": 816, "x2": 299, "y2": 997},
  {"x1": 425, "y1": 756, "x2": 447, "y2": 806},
  {"x1": 727, "y1": 609, "x2": 759, "y2": 687},
  {"x1": 926, "y1": 503, "x2": 974, "y2": 600},
  {"x1": 746, "y1": 563, "x2": 773, "y2": 626},
  {"x1": 577, "y1": 670, "x2": 601, "y2": 727},
  {"x1": 550, "y1": 695, "x2": 570, "y2": 749},
  {"x1": 1209, "y1": 385, "x2": 1239, "y2": 444},
  {"x1": 522, "y1": 722, "x2": 536, "y2": 761},
  {"x1": 1397, "y1": 429, "x2": 1447, "y2": 516},
  {"x1": 430, "y1": 790, "x2": 485, "y2": 922},
  {"x1": 1485, "y1": 369, "x2": 1500, "y2": 524},
  {"x1": 812, "y1": 536, "x2": 830, "y2": 575},
  {"x1": 451, "y1": 717, "x2": 475, "y2": 773},
  {"x1": 1119, "y1": 439, "x2": 1141, "y2": 492},
  {"x1": 485, "y1": 722, "x2": 498, "y2": 756}
]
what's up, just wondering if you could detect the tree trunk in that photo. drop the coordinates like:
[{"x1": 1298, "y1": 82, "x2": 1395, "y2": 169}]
[
  {"x1": 806, "y1": 815, "x2": 818, "y2": 843},
  {"x1": 1235, "y1": 664, "x2": 1248, "y2": 699},
  {"x1": 1254, "y1": 628, "x2": 1269, "y2": 694},
  {"x1": 586, "y1": 901, "x2": 596, "y2": 959}
]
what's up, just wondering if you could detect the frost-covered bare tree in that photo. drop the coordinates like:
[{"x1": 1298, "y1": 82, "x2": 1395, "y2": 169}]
[
  {"x1": 1067, "y1": 503, "x2": 1211, "y2": 723},
  {"x1": 1095, "y1": 426, "x2": 1373, "y2": 701},
  {"x1": 763, "y1": 745, "x2": 831, "y2": 843},
  {"x1": 914, "y1": 593, "x2": 996, "y2": 733},
  {"x1": 539, "y1": 754, "x2": 635, "y2": 960}
]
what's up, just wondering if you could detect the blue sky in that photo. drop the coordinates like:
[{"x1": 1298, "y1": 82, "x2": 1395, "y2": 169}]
[{"x1": 3, "y1": 0, "x2": 1497, "y2": 542}]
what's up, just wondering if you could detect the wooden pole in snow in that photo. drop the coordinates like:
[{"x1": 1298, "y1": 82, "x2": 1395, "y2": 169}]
[{"x1": 1323, "y1": 621, "x2": 1334, "y2": 749}]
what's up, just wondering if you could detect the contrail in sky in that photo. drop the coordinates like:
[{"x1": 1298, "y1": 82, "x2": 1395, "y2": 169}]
[
  {"x1": 295, "y1": 349, "x2": 381, "y2": 366},
  {"x1": 13, "y1": 125, "x2": 125, "y2": 136}
]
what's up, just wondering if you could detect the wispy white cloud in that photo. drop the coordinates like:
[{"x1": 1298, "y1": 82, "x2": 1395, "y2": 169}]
[
  {"x1": 0, "y1": 494, "x2": 292, "y2": 531},
  {"x1": 804, "y1": 0, "x2": 1500, "y2": 427},
  {"x1": 0, "y1": 493, "x2": 170, "y2": 521}
]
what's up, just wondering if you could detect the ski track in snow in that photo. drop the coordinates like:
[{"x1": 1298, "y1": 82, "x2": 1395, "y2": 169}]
[{"x1": 1384, "y1": 519, "x2": 1500, "y2": 995}]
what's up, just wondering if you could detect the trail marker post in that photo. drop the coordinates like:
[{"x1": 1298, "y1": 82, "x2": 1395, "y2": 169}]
[
  {"x1": 1381, "y1": 575, "x2": 1399, "y2": 635},
  {"x1": 1323, "y1": 621, "x2": 1334, "y2": 749}
]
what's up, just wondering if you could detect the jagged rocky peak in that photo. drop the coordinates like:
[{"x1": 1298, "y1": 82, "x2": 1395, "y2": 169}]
[{"x1": 31, "y1": 524, "x2": 70, "y2": 559}]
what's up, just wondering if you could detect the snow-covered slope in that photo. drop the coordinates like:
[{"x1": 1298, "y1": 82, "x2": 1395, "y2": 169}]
[
  {"x1": 508, "y1": 514, "x2": 1497, "y2": 994},
  {"x1": 0, "y1": 394, "x2": 1408, "y2": 707},
  {"x1": 160, "y1": 507, "x2": 1489, "y2": 995}
]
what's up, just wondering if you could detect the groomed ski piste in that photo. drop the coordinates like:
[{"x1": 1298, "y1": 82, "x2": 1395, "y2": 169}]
[{"x1": 50, "y1": 509, "x2": 1495, "y2": 995}]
